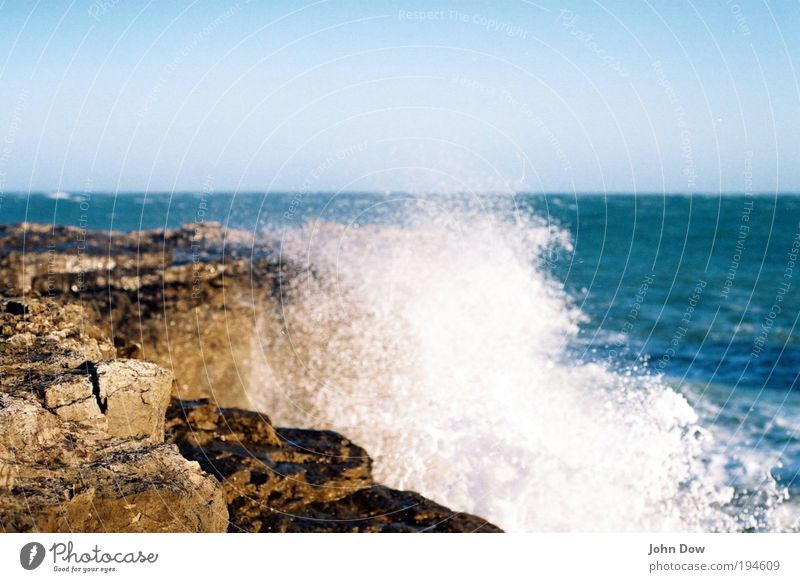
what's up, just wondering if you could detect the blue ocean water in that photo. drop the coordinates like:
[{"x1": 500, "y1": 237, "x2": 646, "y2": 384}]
[{"x1": 3, "y1": 191, "x2": 800, "y2": 529}]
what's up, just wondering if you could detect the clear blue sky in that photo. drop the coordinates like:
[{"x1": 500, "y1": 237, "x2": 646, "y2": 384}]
[{"x1": 0, "y1": 0, "x2": 798, "y2": 194}]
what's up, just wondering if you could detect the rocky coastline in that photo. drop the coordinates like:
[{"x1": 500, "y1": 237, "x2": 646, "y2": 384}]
[{"x1": 0, "y1": 222, "x2": 501, "y2": 533}]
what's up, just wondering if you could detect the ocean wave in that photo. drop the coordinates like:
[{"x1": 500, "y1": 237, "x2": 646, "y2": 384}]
[
  {"x1": 247, "y1": 203, "x2": 789, "y2": 531},
  {"x1": 45, "y1": 191, "x2": 75, "y2": 200}
]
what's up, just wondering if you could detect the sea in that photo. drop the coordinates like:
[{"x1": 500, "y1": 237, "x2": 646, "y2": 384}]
[{"x1": 3, "y1": 191, "x2": 800, "y2": 532}]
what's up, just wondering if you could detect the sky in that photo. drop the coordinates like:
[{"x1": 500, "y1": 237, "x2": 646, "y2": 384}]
[{"x1": 0, "y1": 0, "x2": 798, "y2": 194}]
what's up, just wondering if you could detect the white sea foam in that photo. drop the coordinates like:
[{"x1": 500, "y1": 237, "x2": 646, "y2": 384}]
[
  {"x1": 45, "y1": 191, "x2": 74, "y2": 200},
  {"x1": 248, "y1": 205, "x2": 781, "y2": 531}
]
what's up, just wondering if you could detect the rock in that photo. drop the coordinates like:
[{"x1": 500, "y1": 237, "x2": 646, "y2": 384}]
[
  {"x1": 166, "y1": 400, "x2": 501, "y2": 533},
  {"x1": 85, "y1": 259, "x2": 271, "y2": 407},
  {"x1": 0, "y1": 222, "x2": 170, "y2": 293},
  {"x1": 0, "y1": 440, "x2": 228, "y2": 533},
  {"x1": 261, "y1": 485, "x2": 503, "y2": 533},
  {"x1": 166, "y1": 401, "x2": 372, "y2": 529},
  {"x1": 95, "y1": 360, "x2": 173, "y2": 442},
  {"x1": 0, "y1": 222, "x2": 288, "y2": 408},
  {"x1": 0, "y1": 297, "x2": 228, "y2": 533},
  {"x1": 43, "y1": 372, "x2": 104, "y2": 423},
  {"x1": 1, "y1": 298, "x2": 173, "y2": 443},
  {"x1": 0, "y1": 390, "x2": 229, "y2": 532},
  {"x1": 0, "y1": 297, "x2": 113, "y2": 389},
  {"x1": 0, "y1": 394, "x2": 63, "y2": 461}
]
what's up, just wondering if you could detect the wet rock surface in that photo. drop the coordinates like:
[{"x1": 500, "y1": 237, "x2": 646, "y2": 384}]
[
  {"x1": 0, "y1": 223, "x2": 502, "y2": 533},
  {"x1": 166, "y1": 400, "x2": 501, "y2": 532},
  {"x1": 263, "y1": 485, "x2": 502, "y2": 533}
]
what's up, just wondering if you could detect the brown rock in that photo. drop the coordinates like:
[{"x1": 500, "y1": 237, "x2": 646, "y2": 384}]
[
  {"x1": 0, "y1": 222, "x2": 286, "y2": 408},
  {"x1": 0, "y1": 297, "x2": 228, "y2": 533},
  {"x1": 166, "y1": 400, "x2": 501, "y2": 533},
  {"x1": 260, "y1": 485, "x2": 503, "y2": 533},
  {"x1": 1, "y1": 443, "x2": 228, "y2": 533},
  {"x1": 0, "y1": 394, "x2": 63, "y2": 461},
  {"x1": 95, "y1": 360, "x2": 173, "y2": 442}
]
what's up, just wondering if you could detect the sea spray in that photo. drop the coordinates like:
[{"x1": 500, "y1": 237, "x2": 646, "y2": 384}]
[{"x1": 248, "y1": 203, "x2": 767, "y2": 531}]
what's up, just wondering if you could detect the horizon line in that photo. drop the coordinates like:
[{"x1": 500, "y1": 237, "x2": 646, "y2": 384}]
[{"x1": 7, "y1": 190, "x2": 800, "y2": 197}]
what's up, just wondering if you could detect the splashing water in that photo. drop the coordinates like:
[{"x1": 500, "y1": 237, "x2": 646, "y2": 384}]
[{"x1": 249, "y1": 204, "x2": 781, "y2": 532}]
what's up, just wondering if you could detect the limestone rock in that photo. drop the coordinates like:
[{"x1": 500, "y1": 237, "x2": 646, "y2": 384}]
[
  {"x1": 43, "y1": 373, "x2": 103, "y2": 423},
  {"x1": 0, "y1": 297, "x2": 227, "y2": 533},
  {"x1": 0, "y1": 444, "x2": 228, "y2": 533},
  {"x1": 0, "y1": 297, "x2": 113, "y2": 390},
  {"x1": 0, "y1": 222, "x2": 287, "y2": 408},
  {"x1": 0, "y1": 394, "x2": 63, "y2": 461},
  {"x1": 95, "y1": 360, "x2": 173, "y2": 442}
]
